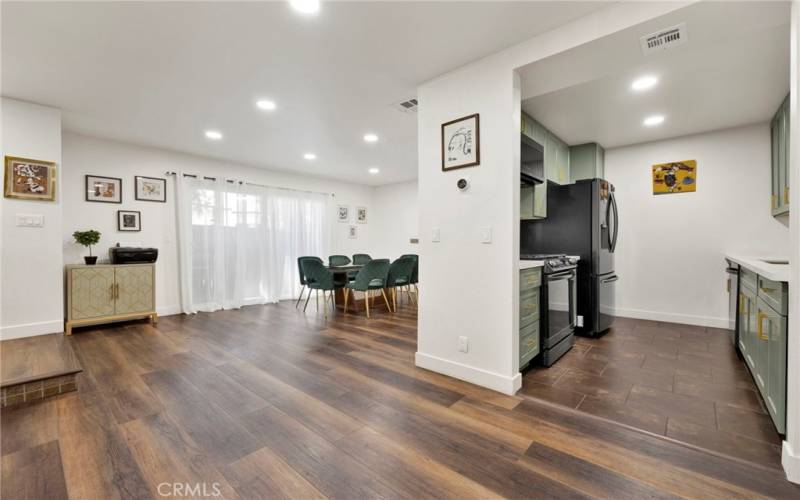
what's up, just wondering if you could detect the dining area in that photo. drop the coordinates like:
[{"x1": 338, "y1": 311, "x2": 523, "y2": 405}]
[{"x1": 296, "y1": 254, "x2": 419, "y2": 319}]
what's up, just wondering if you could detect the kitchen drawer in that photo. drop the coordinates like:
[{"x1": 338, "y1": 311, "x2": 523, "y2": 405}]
[
  {"x1": 758, "y1": 275, "x2": 788, "y2": 316},
  {"x1": 520, "y1": 321, "x2": 540, "y2": 367},
  {"x1": 520, "y1": 287, "x2": 540, "y2": 328},
  {"x1": 520, "y1": 267, "x2": 542, "y2": 291},
  {"x1": 740, "y1": 267, "x2": 758, "y2": 291}
]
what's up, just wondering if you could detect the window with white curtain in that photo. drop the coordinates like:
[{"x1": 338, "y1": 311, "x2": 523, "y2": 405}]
[{"x1": 175, "y1": 175, "x2": 329, "y2": 314}]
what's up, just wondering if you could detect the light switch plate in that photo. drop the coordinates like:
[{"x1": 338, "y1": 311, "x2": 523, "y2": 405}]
[
  {"x1": 576, "y1": 315, "x2": 584, "y2": 327},
  {"x1": 480, "y1": 226, "x2": 492, "y2": 244},
  {"x1": 458, "y1": 336, "x2": 469, "y2": 353},
  {"x1": 432, "y1": 227, "x2": 441, "y2": 243},
  {"x1": 16, "y1": 214, "x2": 44, "y2": 227}
]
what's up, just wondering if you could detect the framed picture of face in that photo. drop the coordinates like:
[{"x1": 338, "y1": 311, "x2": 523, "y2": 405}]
[
  {"x1": 135, "y1": 176, "x2": 166, "y2": 202},
  {"x1": 4, "y1": 156, "x2": 57, "y2": 201},
  {"x1": 441, "y1": 113, "x2": 480, "y2": 171},
  {"x1": 356, "y1": 206, "x2": 367, "y2": 224},
  {"x1": 117, "y1": 210, "x2": 141, "y2": 231},
  {"x1": 86, "y1": 175, "x2": 122, "y2": 203},
  {"x1": 337, "y1": 205, "x2": 350, "y2": 223}
]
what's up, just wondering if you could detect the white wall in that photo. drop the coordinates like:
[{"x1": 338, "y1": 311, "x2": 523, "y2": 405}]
[
  {"x1": 62, "y1": 132, "x2": 378, "y2": 316},
  {"x1": 415, "y1": 2, "x2": 684, "y2": 395},
  {"x1": 605, "y1": 124, "x2": 790, "y2": 328},
  {"x1": 0, "y1": 98, "x2": 64, "y2": 339},
  {"x1": 371, "y1": 181, "x2": 419, "y2": 260}
]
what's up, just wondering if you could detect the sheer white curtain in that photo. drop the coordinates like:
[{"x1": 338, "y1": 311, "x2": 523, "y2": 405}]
[{"x1": 175, "y1": 174, "x2": 329, "y2": 314}]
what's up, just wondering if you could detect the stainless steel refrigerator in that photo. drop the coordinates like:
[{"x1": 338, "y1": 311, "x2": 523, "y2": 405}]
[{"x1": 521, "y1": 178, "x2": 619, "y2": 336}]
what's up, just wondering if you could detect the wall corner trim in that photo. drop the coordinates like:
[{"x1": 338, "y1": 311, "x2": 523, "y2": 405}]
[
  {"x1": 0, "y1": 319, "x2": 64, "y2": 340},
  {"x1": 415, "y1": 351, "x2": 522, "y2": 395},
  {"x1": 783, "y1": 441, "x2": 800, "y2": 484}
]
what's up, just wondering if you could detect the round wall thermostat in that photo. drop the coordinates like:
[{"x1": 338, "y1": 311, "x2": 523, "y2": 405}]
[{"x1": 457, "y1": 178, "x2": 469, "y2": 191}]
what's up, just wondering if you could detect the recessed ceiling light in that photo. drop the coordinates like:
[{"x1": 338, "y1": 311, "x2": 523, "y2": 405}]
[
  {"x1": 643, "y1": 115, "x2": 665, "y2": 127},
  {"x1": 289, "y1": 0, "x2": 320, "y2": 14},
  {"x1": 256, "y1": 99, "x2": 276, "y2": 111},
  {"x1": 368, "y1": 167, "x2": 379, "y2": 174},
  {"x1": 205, "y1": 130, "x2": 222, "y2": 140},
  {"x1": 303, "y1": 153, "x2": 316, "y2": 160},
  {"x1": 363, "y1": 133, "x2": 379, "y2": 143},
  {"x1": 631, "y1": 75, "x2": 658, "y2": 92}
]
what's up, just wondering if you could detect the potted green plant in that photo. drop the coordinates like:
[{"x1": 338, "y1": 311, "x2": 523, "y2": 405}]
[{"x1": 73, "y1": 230, "x2": 101, "y2": 265}]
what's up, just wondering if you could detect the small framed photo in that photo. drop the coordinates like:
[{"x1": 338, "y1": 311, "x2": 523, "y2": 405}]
[
  {"x1": 4, "y1": 156, "x2": 57, "y2": 201},
  {"x1": 348, "y1": 225, "x2": 357, "y2": 239},
  {"x1": 356, "y1": 206, "x2": 367, "y2": 224},
  {"x1": 441, "y1": 113, "x2": 480, "y2": 171},
  {"x1": 135, "y1": 176, "x2": 166, "y2": 202},
  {"x1": 118, "y1": 210, "x2": 141, "y2": 231},
  {"x1": 337, "y1": 205, "x2": 350, "y2": 223},
  {"x1": 86, "y1": 175, "x2": 122, "y2": 203}
]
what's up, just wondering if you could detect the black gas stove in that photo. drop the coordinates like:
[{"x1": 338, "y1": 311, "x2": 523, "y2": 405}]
[{"x1": 520, "y1": 253, "x2": 578, "y2": 274}]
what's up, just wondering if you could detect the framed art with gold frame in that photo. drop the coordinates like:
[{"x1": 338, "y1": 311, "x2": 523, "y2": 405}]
[{"x1": 4, "y1": 156, "x2": 57, "y2": 201}]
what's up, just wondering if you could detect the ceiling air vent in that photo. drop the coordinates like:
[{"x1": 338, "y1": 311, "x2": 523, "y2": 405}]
[
  {"x1": 392, "y1": 98, "x2": 418, "y2": 114},
  {"x1": 640, "y1": 22, "x2": 687, "y2": 55}
]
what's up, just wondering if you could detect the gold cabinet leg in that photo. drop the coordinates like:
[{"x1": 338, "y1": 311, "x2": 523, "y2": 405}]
[
  {"x1": 151, "y1": 313, "x2": 158, "y2": 325},
  {"x1": 65, "y1": 322, "x2": 72, "y2": 335}
]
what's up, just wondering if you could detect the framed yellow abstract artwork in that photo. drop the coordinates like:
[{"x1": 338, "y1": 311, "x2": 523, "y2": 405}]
[{"x1": 652, "y1": 160, "x2": 697, "y2": 195}]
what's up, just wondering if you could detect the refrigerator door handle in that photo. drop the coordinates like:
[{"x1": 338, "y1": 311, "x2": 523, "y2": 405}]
[
  {"x1": 610, "y1": 193, "x2": 619, "y2": 253},
  {"x1": 600, "y1": 275, "x2": 619, "y2": 284}
]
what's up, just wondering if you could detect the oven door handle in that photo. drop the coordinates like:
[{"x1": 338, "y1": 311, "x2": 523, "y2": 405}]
[{"x1": 546, "y1": 270, "x2": 576, "y2": 281}]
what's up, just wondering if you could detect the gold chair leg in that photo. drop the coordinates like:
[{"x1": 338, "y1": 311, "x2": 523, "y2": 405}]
[
  {"x1": 381, "y1": 289, "x2": 391, "y2": 312},
  {"x1": 344, "y1": 288, "x2": 350, "y2": 313},
  {"x1": 323, "y1": 291, "x2": 329, "y2": 319},
  {"x1": 392, "y1": 288, "x2": 396, "y2": 312},
  {"x1": 315, "y1": 289, "x2": 319, "y2": 310},
  {"x1": 365, "y1": 291, "x2": 370, "y2": 319}
]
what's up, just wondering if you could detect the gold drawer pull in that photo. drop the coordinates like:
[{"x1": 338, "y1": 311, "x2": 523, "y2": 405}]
[
  {"x1": 526, "y1": 339, "x2": 536, "y2": 348},
  {"x1": 522, "y1": 303, "x2": 536, "y2": 312},
  {"x1": 527, "y1": 276, "x2": 538, "y2": 285},
  {"x1": 757, "y1": 312, "x2": 769, "y2": 341},
  {"x1": 772, "y1": 194, "x2": 778, "y2": 209}
]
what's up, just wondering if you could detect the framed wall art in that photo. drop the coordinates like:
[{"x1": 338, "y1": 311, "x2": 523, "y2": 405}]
[
  {"x1": 117, "y1": 210, "x2": 141, "y2": 231},
  {"x1": 356, "y1": 206, "x2": 367, "y2": 224},
  {"x1": 652, "y1": 160, "x2": 697, "y2": 195},
  {"x1": 4, "y1": 156, "x2": 57, "y2": 201},
  {"x1": 441, "y1": 113, "x2": 480, "y2": 171},
  {"x1": 135, "y1": 176, "x2": 166, "y2": 202},
  {"x1": 86, "y1": 175, "x2": 122, "y2": 203},
  {"x1": 337, "y1": 205, "x2": 350, "y2": 223},
  {"x1": 348, "y1": 225, "x2": 358, "y2": 239}
]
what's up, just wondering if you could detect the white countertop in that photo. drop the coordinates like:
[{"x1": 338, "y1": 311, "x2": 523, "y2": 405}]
[
  {"x1": 520, "y1": 260, "x2": 544, "y2": 270},
  {"x1": 726, "y1": 255, "x2": 790, "y2": 283}
]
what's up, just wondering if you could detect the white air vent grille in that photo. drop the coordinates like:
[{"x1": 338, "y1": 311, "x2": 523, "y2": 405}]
[
  {"x1": 393, "y1": 98, "x2": 418, "y2": 113},
  {"x1": 640, "y1": 23, "x2": 687, "y2": 55}
]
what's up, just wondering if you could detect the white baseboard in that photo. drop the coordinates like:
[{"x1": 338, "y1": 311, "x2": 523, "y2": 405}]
[
  {"x1": 0, "y1": 319, "x2": 63, "y2": 340},
  {"x1": 157, "y1": 305, "x2": 182, "y2": 317},
  {"x1": 614, "y1": 307, "x2": 728, "y2": 329},
  {"x1": 415, "y1": 351, "x2": 522, "y2": 395},
  {"x1": 783, "y1": 441, "x2": 800, "y2": 483}
]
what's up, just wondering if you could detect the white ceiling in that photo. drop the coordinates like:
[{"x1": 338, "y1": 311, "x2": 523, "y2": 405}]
[
  {"x1": 2, "y1": 1, "x2": 610, "y2": 185},
  {"x1": 520, "y1": 1, "x2": 791, "y2": 149}
]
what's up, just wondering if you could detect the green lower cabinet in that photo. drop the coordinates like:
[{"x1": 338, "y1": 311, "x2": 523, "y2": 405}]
[
  {"x1": 757, "y1": 297, "x2": 787, "y2": 434},
  {"x1": 519, "y1": 268, "x2": 542, "y2": 370},
  {"x1": 737, "y1": 283, "x2": 756, "y2": 366},
  {"x1": 771, "y1": 94, "x2": 790, "y2": 216}
]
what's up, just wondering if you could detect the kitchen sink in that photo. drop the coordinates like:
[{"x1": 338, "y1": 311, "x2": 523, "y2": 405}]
[{"x1": 761, "y1": 259, "x2": 789, "y2": 265}]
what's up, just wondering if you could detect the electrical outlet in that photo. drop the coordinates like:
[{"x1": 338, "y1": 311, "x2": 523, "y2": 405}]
[
  {"x1": 432, "y1": 227, "x2": 441, "y2": 243},
  {"x1": 480, "y1": 226, "x2": 492, "y2": 244},
  {"x1": 576, "y1": 315, "x2": 584, "y2": 328},
  {"x1": 458, "y1": 336, "x2": 469, "y2": 353},
  {"x1": 15, "y1": 214, "x2": 44, "y2": 227}
]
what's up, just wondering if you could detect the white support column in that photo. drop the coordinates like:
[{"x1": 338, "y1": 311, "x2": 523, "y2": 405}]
[{"x1": 783, "y1": 0, "x2": 800, "y2": 484}]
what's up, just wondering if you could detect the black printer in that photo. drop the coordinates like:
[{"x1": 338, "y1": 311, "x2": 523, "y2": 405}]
[{"x1": 109, "y1": 246, "x2": 158, "y2": 264}]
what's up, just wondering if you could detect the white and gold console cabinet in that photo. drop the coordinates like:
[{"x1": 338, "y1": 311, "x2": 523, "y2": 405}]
[{"x1": 65, "y1": 263, "x2": 157, "y2": 335}]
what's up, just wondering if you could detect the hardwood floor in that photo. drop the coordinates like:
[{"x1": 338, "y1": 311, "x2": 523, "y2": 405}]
[
  {"x1": 1, "y1": 333, "x2": 81, "y2": 386},
  {"x1": 522, "y1": 318, "x2": 784, "y2": 468},
  {"x1": 2, "y1": 302, "x2": 798, "y2": 499}
]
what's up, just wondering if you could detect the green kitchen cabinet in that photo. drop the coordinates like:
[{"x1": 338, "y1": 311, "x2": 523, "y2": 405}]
[
  {"x1": 570, "y1": 143, "x2": 605, "y2": 182},
  {"x1": 756, "y1": 297, "x2": 787, "y2": 434},
  {"x1": 771, "y1": 94, "x2": 790, "y2": 216},
  {"x1": 737, "y1": 280, "x2": 756, "y2": 366},
  {"x1": 519, "y1": 267, "x2": 542, "y2": 370},
  {"x1": 521, "y1": 113, "x2": 570, "y2": 219},
  {"x1": 520, "y1": 185, "x2": 536, "y2": 220}
]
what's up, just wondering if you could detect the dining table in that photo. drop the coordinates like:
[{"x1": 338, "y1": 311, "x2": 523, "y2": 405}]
[{"x1": 326, "y1": 264, "x2": 392, "y2": 312}]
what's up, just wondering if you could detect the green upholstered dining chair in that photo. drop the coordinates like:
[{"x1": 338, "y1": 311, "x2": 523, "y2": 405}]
[
  {"x1": 302, "y1": 259, "x2": 346, "y2": 319},
  {"x1": 296, "y1": 256, "x2": 323, "y2": 310},
  {"x1": 328, "y1": 255, "x2": 351, "y2": 267},
  {"x1": 386, "y1": 256, "x2": 416, "y2": 312},
  {"x1": 352, "y1": 254, "x2": 372, "y2": 265},
  {"x1": 344, "y1": 259, "x2": 391, "y2": 318},
  {"x1": 400, "y1": 254, "x2": 419, "y2": 306}
]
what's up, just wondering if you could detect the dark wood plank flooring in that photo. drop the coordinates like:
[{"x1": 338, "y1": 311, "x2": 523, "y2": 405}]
[
  {"x1": 522, "y1": 317, "x2": 784, "y2": 468},
  {"x1": 1, "y1": 333, "x2": 81, "y2": 386},
  {"x1": 2, "y1": 303, "x2": 798, "y2": 499}
]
